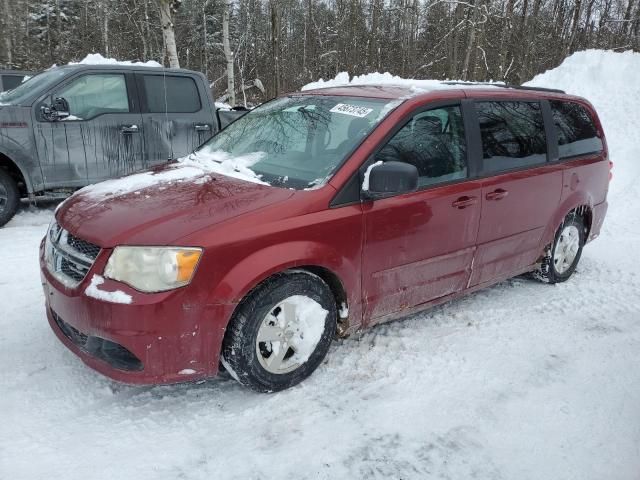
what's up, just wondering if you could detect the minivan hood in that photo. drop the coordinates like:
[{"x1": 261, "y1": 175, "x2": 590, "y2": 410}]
[{"x1": 57, "y1": 166, "x2": 294, "y2": 247}]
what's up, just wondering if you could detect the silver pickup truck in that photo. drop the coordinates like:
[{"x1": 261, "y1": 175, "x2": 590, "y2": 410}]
[{"x1": 0, "y1": 64, "x2": 245, "y2": 226}]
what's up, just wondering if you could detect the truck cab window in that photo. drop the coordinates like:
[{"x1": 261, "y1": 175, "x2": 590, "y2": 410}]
[
  {"x1": 143, "y1": 75, "x2": 201, "y2": 113},
  {"x1": 55, "y1": 74, "x2": 130, "y2": 120},
  {"x1": 375, "y1": 106, "x2": 468, "y2": 187}
]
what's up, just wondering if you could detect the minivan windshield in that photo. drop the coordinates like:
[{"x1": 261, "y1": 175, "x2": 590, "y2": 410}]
[
  {"x1": 196, "y1": 95, "x2": 397, "y2": 189},
  {"x1": 0, "y1": 68, "x2": 67, "y2": 105}
]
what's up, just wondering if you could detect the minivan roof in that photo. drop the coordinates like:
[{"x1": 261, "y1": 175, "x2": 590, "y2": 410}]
[{"x1": 300, "y1": 82, "x2": 573, "y2": 102}]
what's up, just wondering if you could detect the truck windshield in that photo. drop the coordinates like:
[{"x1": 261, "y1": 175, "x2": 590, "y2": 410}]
[
  {"x1": 197, "y1": 95, "x2": 398, "y2": 189},
  {"x1": 0, "y1": 68, "x2": 67, "y2": 105}
]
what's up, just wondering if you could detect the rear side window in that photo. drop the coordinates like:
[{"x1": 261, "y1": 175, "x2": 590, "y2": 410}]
[
  {"x1": 476, "y1": 101, "x2": 547, "y2": 173},
  {"x1": 2, "y1": 75, "x2": 24, "y2": 90},
  {"x1": 375, "y1": 105, "x2": 467, "y2": 188},
  {"x1": 550, "y1": 101, "x2": 602, "y2": 159},
  {"x1": 143, "y1": 75, "x2": 201, "y2": 113}
]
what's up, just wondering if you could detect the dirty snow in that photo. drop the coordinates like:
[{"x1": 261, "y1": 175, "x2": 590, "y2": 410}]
[
  {"x1": 77, "y1": 149, "x2": 268, "y2": 201},
  {"x1": 84, "y1": 275, "x2": 133, "y2": 304},
  {"x1": 1, "y1": 50, "x2": 640, "y2": 479}
]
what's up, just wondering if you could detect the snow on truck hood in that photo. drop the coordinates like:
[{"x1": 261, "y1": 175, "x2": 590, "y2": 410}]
[{"x1": 56, "y1": 151, "x2": 293, "y2": 248}]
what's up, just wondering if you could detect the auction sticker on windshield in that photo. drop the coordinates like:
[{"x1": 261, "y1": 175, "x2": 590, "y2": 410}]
[{"x1": 330, "y1": 103, "x2": 373, "y2": 117}]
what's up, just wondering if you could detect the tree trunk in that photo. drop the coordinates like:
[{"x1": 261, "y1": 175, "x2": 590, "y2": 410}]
[
  {"x1": 102, "y1": 1, "x2": 110, "y2": 58},
  {"x1": 2, "y1": 0, "x2": 12, "y2": 67},
  {"x1": 223, "y1": 0, "x2": 235, "y2": 106},
  {"x1": 461, "y1": 0, "x2": 478, "y2": 80},
  {"x1": 270, "y1": 0, "x2": 281, "y2": 96},
  {"x1": 158, "y1": 0, "x2": 180, "y2": 68}
]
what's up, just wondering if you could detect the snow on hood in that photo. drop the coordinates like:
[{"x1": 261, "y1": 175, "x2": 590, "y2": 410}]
[
  {"x1": 77, "y1": 149, "x2": 268, "y2": 202},
  {"x1": 302, "y1": 71, "x2": 504, "y2": 94},
  {"x1": 67, "y1": 53, "x2": 162, "y2": 68}
]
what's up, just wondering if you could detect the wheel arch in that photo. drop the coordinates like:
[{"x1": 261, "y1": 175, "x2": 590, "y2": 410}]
[
  {"x1": 210, "y1": 242, "x2": 360, "y2": 336},
  {"x1": 541, "y1": 193, "x2": 595, "y2": 254},
  {"x1": 0, "y1": 150, "x2": 31, "y2": 196}
]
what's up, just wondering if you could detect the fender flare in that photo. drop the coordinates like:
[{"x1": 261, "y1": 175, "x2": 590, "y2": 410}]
[
  {"x1": 208, "y1": 240, "x2": 360, "y2": 326},
  {"x1": 539, "y1": 190, "x2": 595, "y2": 253},
  {"x1": 0, "y1": 142, "x2": 36, "y2": 194}
]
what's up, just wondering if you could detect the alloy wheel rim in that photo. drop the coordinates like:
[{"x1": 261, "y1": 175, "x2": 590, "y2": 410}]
[
  {"x1": 553, "y1": 224, "x2": 580, "y2": 274},
  {"x1": 255, "y1": 296, "x2": 323, "y2": 375}
]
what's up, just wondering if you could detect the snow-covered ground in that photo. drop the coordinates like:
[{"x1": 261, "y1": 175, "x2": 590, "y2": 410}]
[{"x1": 1, "y1": 50, "x2": 639, "y2": 479}]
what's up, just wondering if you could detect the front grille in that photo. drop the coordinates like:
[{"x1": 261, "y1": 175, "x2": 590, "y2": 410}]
[
  {"x1": 45, "y1": 222, "x2": 100, "y2": 287},
  {"x1": 52, "y1": 309, "x2": 143, "y2": 372}
]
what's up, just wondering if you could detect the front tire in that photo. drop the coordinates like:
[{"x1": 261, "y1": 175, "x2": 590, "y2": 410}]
[
  {"x1": 534, "y1": 215, "x2": 585, "y2": 283},
  {"x1": 0, "y1": 169, "x2": 19, "y2": 227},
  {"x1": 221, "y1": 271, "x2": 337, "y2": 392}
]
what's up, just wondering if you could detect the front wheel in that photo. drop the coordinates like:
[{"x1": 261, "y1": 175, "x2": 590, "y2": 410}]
[
  {"x1": 0, "y1": 169, "x2": 20, "y2": 227},
  {"x1": 221, "y1": 271, "x2": 337, "y2": 392},
  {"x1": 534, "y1": 215, "x2": 585, "y2": 283}
]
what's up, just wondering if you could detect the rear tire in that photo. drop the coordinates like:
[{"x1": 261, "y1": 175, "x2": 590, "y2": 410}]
[
  {"x1": 534, "y1": 215, "x2": 585, "y2": 284},
  {"x1": 221, "y1": 271, "x2": 337, "y2": 392},
  {"x1": 0, "y1": 169, "x2": 19, "y2": 227}
]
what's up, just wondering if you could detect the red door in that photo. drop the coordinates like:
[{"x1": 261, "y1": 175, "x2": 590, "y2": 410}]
[
  {"x1": 470, "y1": 167, "x2": 563, "y2": 285},
  {"x1": 362, "y1": 181, "x2": 482, "y2": 321},
  {"x1": 468, "y1": 100, "x2": 563, "y2": 285},
  {"x1": 361, "y1": 104, "x2": 481, "y2": 322}
]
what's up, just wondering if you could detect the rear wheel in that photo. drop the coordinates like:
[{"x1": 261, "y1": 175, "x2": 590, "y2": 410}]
[
  {"x1": 534, "y1": 215, "x2": 585, "y2": 283},
  {"x1": 221, "y1": 271, "x2": 337, "y2": 392},
  {"x1": 0, "y1": 169, "x2": 20, "y2": 227}
]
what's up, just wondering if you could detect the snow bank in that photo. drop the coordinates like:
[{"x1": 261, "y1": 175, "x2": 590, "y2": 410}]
[
  {"x1": 77, "y1": 150, "x2": 268, "y2": 201},
  {"x1": 68, "y1": 53, "x2": 162, "y2": 68},
  {"x1": 526, "y1": 49, "x2": 640, "y2": 196},
  {"x1": 84, "y1": 275, "x2": 132, "y2": 304}
]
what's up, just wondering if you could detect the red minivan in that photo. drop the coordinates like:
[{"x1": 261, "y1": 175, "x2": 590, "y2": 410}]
[{"x1": 40, "y1": 83, "x2": 610, "y2": 392}]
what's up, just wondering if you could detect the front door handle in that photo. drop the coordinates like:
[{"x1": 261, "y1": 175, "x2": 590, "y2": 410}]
[
  {"x1": 452, "y1": 196, "x2": 478, "y2": 209},
  {"x1": 194, "y1": 124, "x2": 211, "y2": 132},
  {"x1": 120, "y1": 124, "x2": 139, "y2": 134},
  {"x1": 485, "y1": 188, "x2": 508, "y2": 200}
]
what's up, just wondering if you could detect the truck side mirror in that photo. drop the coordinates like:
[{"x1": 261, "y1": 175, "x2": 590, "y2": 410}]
[
  {"x1": 362, "y1": 161, "x2": 418, "y2": 200},
  {"x1": 41, "y1": 97, "x2": 70, "y2": 121}
]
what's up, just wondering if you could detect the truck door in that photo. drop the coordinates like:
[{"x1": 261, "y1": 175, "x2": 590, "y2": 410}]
[
  {"x1": 34, "y1": 71, "x2": 145, "y2": 187},
  {"x1": 135, "y1": 72, "x2": 216, "y2": 164}
]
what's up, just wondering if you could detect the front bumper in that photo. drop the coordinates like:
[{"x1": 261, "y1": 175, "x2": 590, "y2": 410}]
[{"x1": 40, "y1": 240, "x2": 234, "y2": 385}]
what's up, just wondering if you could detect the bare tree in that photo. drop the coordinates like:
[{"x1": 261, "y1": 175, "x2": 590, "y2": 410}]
[
  {"x1": 158, "y1": 0, "x2": 180, "y2": 68},
  {"x1": 223, "y1": 0, "x2": 236, "y2": 105}
]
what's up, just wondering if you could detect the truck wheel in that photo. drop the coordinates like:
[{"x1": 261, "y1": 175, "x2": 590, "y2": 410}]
[
  {"x1": 534, "y1": 215, "x2": 585, "y2": 284},
  {"x1": 0, "y1": 169, "x2": 19, "y2": 227},
  {"x1": 221, "y1": 271, "x2": 337, "y2": 392}
]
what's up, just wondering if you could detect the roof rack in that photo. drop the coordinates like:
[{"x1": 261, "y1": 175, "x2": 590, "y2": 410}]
[{"x1": 442, "y1": 81, "x2": 565, "y2": 94}]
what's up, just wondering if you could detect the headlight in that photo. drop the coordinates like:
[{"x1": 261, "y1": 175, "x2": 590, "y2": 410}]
[{"x1": 104, "y1": 246, "x2": 203, "y2": 293}]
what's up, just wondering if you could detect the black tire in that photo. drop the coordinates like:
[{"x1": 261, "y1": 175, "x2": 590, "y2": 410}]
[
  {"x1": 534, "y1": 214, "x2": 585, "y2": 284},
  {"x1": 221, "y1": 271, "x2": 337, "y2": 392},
  {"x1": 0, "y1": 169, "x2": 20, "y2": 227}
]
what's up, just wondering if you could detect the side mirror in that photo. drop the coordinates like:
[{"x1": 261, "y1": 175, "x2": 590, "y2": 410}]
[
  {"x1": 362, "y1": 161, "x2": 418, "y2": 200},
  {"x1": 41, "y1": 97, "x2": 70, "y2": 121}
]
